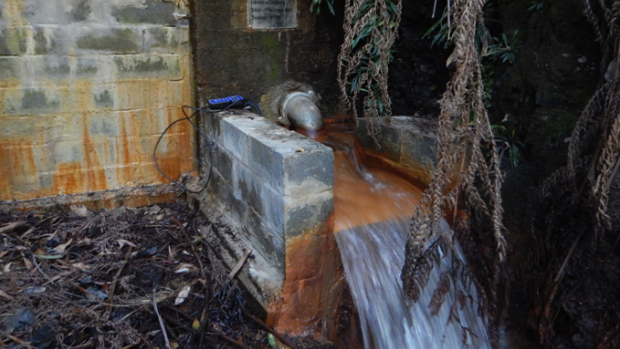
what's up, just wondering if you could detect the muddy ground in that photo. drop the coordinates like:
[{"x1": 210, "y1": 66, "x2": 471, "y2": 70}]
[{"x1": 0, "y1": 200, "x2": 299, "y2": 349}]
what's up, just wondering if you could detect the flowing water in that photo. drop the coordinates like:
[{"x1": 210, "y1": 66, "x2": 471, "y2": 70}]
[{"x1": 327, "y1": 128, "x2": 492, "y2": 349}]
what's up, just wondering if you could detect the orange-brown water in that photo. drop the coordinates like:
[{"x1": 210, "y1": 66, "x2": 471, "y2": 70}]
[{"x1": 327, "y1": 127, "x2": 425, "y2": 233}]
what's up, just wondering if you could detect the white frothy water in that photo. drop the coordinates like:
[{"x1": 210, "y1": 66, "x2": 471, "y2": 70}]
[
  {"x1": 336, "y1": 220, "x2": 492, "y2": 349},
  {"x1": 330, "y1": 132, "x2": 492, "y2": 349}
]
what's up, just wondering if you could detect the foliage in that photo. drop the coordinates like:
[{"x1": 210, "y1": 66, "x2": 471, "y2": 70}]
[
  {"x1": 484, "y1": 30, "x2": 520, "y2": 64},
  {"x1": 528, "y1": 1, "x2": 544, "y2": 11},
  {"x1": 310, "y1": 0, "x2": 335, "y2": 15},
  {"x1": 402, "y1": 0, "x2": 507, "y2": 306},
  {"x1": 425, "y1": 9, "x2": 520, "y2": 65},
  {"x1": 520, "y1": 0, "x2": 620, "y2": 344},
  {"x1": 338, "y1": 0, "x2": 402, "y2": 140},
  {"x1": 491, "y1": 123, "x2": 524, "y2": 167}
]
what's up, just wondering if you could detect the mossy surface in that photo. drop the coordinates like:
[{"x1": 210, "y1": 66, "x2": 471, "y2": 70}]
[
  {"x1": 76, "y1": 29, "x2": 139, "y2": 53},
  {"x1": 71, "y1": 0, "x2": 91, "y2": 22},
  {"x1": 20, "y1": 90, "x2": 60, "y2": 111},
  {"x1": 94, "y1": 90, "x2": 114, "y2": 108},
  {"x1": 112, "y1": 0, "x2": 175, "y2": 25},
  {"x1": 114, "y1": 56, "x2": 177, "y2": 73},
  {"x1": 0, "y1": 58, "x2": 17, "y2": 78},
  {"x1": 0, "y1": 27, "x2": 28, "y2": 56}
]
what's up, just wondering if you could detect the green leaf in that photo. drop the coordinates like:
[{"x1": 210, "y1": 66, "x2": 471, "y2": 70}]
[{"x1": 326, "y1": 0, "x2": 335, "y2": 15}]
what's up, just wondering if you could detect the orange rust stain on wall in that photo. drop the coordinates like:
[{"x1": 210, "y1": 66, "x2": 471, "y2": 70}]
[
  {"x1": 149, "y1": 107, "x2": 193, "y2": 183},
  {"x1": 0, "y1": 142, "x2": 18, "y2": 200},
  {"x1": 0, "y1": 138, "x2": 39, "y2": 201},
  {"x1": 266, "y1": 217, "x2": 363, "y2": 348},
  {"x1": 51, "y1": 162, "x2": 84, "y2": 195},
  {"x1": 82, "y1": 114, "x2": 108, "y2": 192},
  {"x1": 116, "y1": 110, "x2": 137, "y2": 186}
]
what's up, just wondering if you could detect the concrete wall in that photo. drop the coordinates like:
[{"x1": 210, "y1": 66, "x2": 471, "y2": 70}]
[
  {"x1": 192, "y1": 0, "x2": 344, "y2": 117},
  {"x1": 0, "y1": 0, "x2": 194, "y2": 201},
  {"x1": 200, "y1": 109, "x2": 334, "y2": 303},
  {"x1": 356, "y1": 116, "x2": 438, "y2": 186}
]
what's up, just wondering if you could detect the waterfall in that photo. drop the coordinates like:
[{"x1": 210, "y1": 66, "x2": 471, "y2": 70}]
[
  {"x1": 336, "y1": 220, "x2": 491, "y2": 349},
  {"x1": 330, "y1": 132, "x2": 492, "y2": 349}
]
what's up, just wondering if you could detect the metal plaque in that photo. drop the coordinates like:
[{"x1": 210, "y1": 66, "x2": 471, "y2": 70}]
[{"x1": 248, "y1": 0, "x2": 297, "y2": 29}]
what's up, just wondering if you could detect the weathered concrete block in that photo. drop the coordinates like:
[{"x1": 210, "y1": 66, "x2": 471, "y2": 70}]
[
  {"x1": 243, "y1": 204, "x2": 285, "y2": 269},
  {"x1": 212, "y1": 148, "x2": 234, "y2": 185},
  {"x1": 41, "y1": 55, "x2": 72, "y2": 78},
  {"x1": 92, "y1": 88, "x2": 115, "y2": 109},
  {"x1": 113, "y1": 55, "x2": 182, "y2": 80},
  {"x1": 112, "y1": 0, "x2": 176, "y2": 25},
  {"x1": 356, "y1": 116, "x2": 438, "y2": 185},
  {"x1": 76, "y1": 56, "x2": 98, "y2": 75},
  {"x1": 4, "y1": 88, "x2": 60, "y2": 115},
  {"x1": 221, "y1": 113, "x2": 275, "y2": 164},
  {"x1": 20, "y1": 1, "x2": 63, "y2": 25},
  {"x1": 88, "y1": 112, "x2": 120, "y2": 137},
  {"x1": 0, "y1": 27, "x2": 29, "y2": 56},
  {"x1": 0, "y1": 0, "x2": 195, "y2": 202},
  {"x1": 76, "y1": 28, "x2": 140, "y2": 53},
  {"x1": 0, "y1": 115, "x2": 38, "y2": 140},
  {"x1": 145, "y1": 27, "x2": 189, "y2": 53},
  {"x1": 199, "y1": 109, "x2": 335, "y2": 302},
  {"x1": 401, "y1": 129, "x2": 438, "y2": 170},
  {"x1": 0, "y1": 57, "x2": 19, "y2": 80},
  {"x1": 284, "y1": 191, "x2": 333, "y2": 238},
  {"x1": 356, "y1": 117, "x2": 401, "y2": 161},
  {"x1": 283, "y1": 146, "x2": 334, "y2": 196}
]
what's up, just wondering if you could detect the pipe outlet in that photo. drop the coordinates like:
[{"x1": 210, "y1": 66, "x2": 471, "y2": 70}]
[{"x1": 281, "y1": 91, "x2": 325, "y2": 136}]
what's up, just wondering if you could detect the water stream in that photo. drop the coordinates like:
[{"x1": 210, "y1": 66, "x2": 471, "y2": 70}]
[{"x1": 327, "y1": 128, "x2": 492, "y2": 349}]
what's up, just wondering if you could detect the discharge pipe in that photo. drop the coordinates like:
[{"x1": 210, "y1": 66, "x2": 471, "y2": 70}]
[{"x1": 281, "y1": 90, "x2": 325, "y2": 139}]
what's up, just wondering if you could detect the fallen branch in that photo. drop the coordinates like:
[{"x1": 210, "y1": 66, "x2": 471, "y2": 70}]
[
  {"x1": 153, "y1": 287, "x2": 172, "y2": 349},
  {"x1": 228, "y1": 249, "x2": 252, "y2": 280}
]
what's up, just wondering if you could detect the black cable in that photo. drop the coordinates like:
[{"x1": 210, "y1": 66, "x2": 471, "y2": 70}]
[
  {"x1": 153, "y1": 100, "x2": 262, "y2": 194},
  {"x1": 153, "y1": 106, "x2": 214, "y2": 193}
]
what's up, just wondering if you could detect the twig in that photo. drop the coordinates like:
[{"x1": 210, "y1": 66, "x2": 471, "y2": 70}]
[
  {"x1": 153, "y1": 287, "x2": 172, "y2": 349},
  {"x1": 6, "y1": 334, "x2": 36, "y2": 349},
  {"x1": 104, "y1": 246, "x2": 133, "y2": 319},
  {"x1": 242, "y1": 308, "x2": 298, "y2": 349},
  {"x1": 31, "y1": 254, "x2": 51, "y2": 279},
  {"x1": 227, "y1": 249, "x2": 252, "y2": 280}
]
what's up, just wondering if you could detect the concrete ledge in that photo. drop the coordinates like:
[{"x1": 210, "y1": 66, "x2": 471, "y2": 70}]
[
  {"x1": 197, "y1": 109, "x2": 334, "y2": 308},
  {"x1": 356, "y1": 116, "x2": 438, "y2": 186},
  {"x1": 0, "y1": 184, "x2": 180, "y2": 212}
]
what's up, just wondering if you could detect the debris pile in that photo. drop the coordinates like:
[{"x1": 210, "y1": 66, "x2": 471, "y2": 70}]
[{"x1": 0, "y1": 200, "x2": 283, "y2": 349}]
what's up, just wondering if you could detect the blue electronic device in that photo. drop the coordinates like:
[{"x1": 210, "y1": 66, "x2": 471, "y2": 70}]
[{"x1": 208, "y1": 95, "x2": 243, "y2": 109}]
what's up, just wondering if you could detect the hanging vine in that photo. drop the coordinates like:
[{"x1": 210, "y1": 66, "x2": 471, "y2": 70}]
[
  {"x1": 400, "y1": 0, "x2": 507, "y2": 302},
  {"x1": 337, "y1": 0, "x2": 402, "y2": 140}
]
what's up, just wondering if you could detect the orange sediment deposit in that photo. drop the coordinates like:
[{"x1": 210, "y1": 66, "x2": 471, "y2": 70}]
[
  {"x1": 266, "y1": 214, "x2": 364, "y2": 348},
  {"x1": 326, "y1": 128, "x2": 425, "y2": 233}
]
